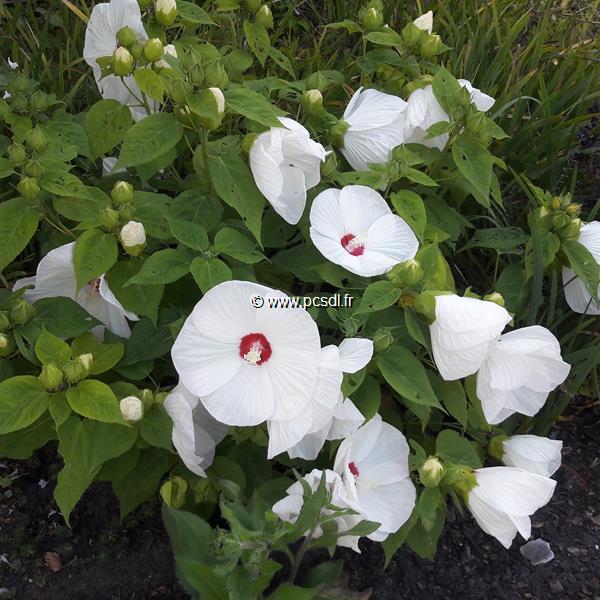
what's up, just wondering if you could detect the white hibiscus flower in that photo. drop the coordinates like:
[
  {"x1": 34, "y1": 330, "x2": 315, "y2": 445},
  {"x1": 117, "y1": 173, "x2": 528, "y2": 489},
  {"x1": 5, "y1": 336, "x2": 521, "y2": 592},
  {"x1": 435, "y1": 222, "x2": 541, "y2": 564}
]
[
  {"x1": 339, "y1": 87, "x2": 407, "y2": 172},
  {"x1": 333, "y1": 414, "x2": 416, "y2": 541},
  {"x1": 562, "y1": 221, "x2": 600, "y2": 314},
  {"x1": 467, "y1": 466, "x2": 556, "y2": 548},
  {"x1": 13, "y1": 242, "x2": 138, "y2": 338},
  {"x1": 309, "y1": 185, "x2": 419, "y2": 277},
  {"x1": 83, "y1": 0, "x2": 154, "y2": 122},
  {"x1": 163, "y1": 382, "x2": 229, "y2": 477},
  {"x1": 171, "y1": 280, "x2": 321, "y2": 427},
  {"x1": 501, "y1": 435, "x2": 562, "y2": 478},
  {"x1": 249, "y1": 117, "x2": 327, "y2": 225}
]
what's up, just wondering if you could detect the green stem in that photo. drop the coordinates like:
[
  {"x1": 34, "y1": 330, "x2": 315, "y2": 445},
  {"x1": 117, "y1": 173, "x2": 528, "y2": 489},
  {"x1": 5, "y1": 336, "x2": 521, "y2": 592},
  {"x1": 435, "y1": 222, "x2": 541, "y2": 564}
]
[{"x1": 288, "y1": 530, "x2": 313, "y2": 584}]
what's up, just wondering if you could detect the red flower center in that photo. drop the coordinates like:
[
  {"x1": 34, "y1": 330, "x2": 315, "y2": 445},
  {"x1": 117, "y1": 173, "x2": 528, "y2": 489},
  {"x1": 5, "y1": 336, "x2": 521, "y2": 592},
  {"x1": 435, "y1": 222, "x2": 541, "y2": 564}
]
[
  {"x1": 239, "y1": 332, "x2": 272, "y2": 365},
  {"x1": 341, "y1": 233, "x2": 366, "y2": 256},
  {"x1": 349, "y1": 462, "x2": 360, "y2": 477},
  {"x1": 89, "y1": 278, "x2": 101, "y2": 293}
]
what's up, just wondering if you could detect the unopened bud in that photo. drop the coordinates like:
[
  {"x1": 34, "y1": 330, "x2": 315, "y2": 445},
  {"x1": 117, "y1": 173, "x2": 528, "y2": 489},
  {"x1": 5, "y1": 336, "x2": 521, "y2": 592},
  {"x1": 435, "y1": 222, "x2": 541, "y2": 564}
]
[
  {"x1": 551, "y1": 197, "x2": 562, "y2": 211},
  {"x1": 155, "y1": 0, "x2": 178, "y2": 27},
  {"x1": 17, "y1": 177, "x2": 41, "y2": 199},
  {"x1": 140, "y1": 388, "x2": 154, "y2": 409},
  {"x1": 9, "y1": 298, "x2": 35, "y2": 325},
  {"x1": 77, "y1": 353, "x2": 94, "y2": 377},
  {"x1": 130, "y1": 41, "x2": 145, "y2": 61},
  {"x1": 329, "y1": 119, "x2": 349, "y2": 148},
  {"x1": 565, "y1": 203, "x2": 581, "y2": 217},
  {"x1": 419, "y1": 33, "x2": 443, "y2": 58},
  {"x1": 204, "y1": 63, "x2": 228, "y2": 88},
  {"x1": 117, "y1": 26, "x2": 138, "y2": 48},
  {"x1": 30, "y1": 90, "x2": 50, "y2": 112},
  {"x1": 112, "y1": 47, "x2": 134, "y2": 76},
  {"x1": 372, "y1": 328, "x2": 394, "y2": 352},
  {"x1": 255, "y1": 5, "x2": 273, "y2": 29},
  {"x1": 399, "y1": 259, "x2": 423, "y2": 286},
  {"x1": 209, "y1": 87, "x2": 225, "y2": 114},
  {"x1": 144, "y1": 38, "x2": 164, "y2": 63},
  {"x1": 488, "y1": 434, "x2": 509, "y2": 461},
  {"x1": 551, "y1": 212, "x2": 570, "y2": 230},
  {"x1": 120, "y1": 395, "x2": 144, "y2": 423},
  {"x1": 38, "y1": 363, "x2": 64, "y2": 391},
  {"x1": 99, "y1": 208, "x2": 120, "y2": 230},
  {"x1": 361, "y1": 7, "x2": 384, "y2": 30},
  {"x1": 0, "y1": 311, "x2": 10, "y2": 331},
  {"x1": 482, "y1": 292, "x2": 505, "y2": 307},
  {"x1": 63, "y1": 359, "x2": 85, "y2": 384},
  {"x1": 120, "y1": 221, "x2": 146, "y2": 256},
  {"x1": 111, "y1": 180, "x2": 135, "y2": 206},
  {"x1": 25, "y1": 125, "x2": 48, "y2": 152},
  {"x1": 560, "y1": 218, "x2": 581, "y2": 240},
  {"x1": 23, "y1": 160, "x2": 45, "y2": 178},
  {"x1": 419, "y1": 456, "x2": 445, "y2": 487},
  {"x1": 0, "y1": 333, "x2": 15, "y2": 357},
  {"x1": 7, "y1": 142, "x2": 27, "y2": 166},
  {"x1": 402, "y1": 22, "x2": 421, "y2": 46},
  {"x1": 413, "y1": 11, "x2": 433, "y2": 33},
  {"x1": 303, "y1": 89, "x2": 323, "y2": 115}
]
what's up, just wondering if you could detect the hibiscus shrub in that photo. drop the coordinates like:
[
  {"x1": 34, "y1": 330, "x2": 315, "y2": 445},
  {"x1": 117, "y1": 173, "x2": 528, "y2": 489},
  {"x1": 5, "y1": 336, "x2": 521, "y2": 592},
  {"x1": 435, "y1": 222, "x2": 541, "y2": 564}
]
[{"x1": 0, "y1": 0, "x2": 598, "y2": 597}]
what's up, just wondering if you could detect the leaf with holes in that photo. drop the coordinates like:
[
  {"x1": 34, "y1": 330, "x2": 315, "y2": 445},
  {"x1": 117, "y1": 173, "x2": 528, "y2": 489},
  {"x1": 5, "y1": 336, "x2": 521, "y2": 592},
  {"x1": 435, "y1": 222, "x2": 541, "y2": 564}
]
[
  {"x1": 85, "y1": 99, "x2": 133, "y2": 159},
  {"x1": 243, "y1": 20, "x2": 270, "y2": 65},
  {"x1": 127, "y1": 249, "x2": 192, "y2": 285},
  {"x1": 73, "y1": 228, "x2": 118, "y2": 290}
]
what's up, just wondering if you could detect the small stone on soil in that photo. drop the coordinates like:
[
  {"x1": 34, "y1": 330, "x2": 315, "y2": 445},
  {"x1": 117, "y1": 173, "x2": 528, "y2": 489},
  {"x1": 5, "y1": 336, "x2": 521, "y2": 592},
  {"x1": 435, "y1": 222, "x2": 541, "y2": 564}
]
[{"x1": 519, "y1": 539, "x2": 555, "y2": 565}]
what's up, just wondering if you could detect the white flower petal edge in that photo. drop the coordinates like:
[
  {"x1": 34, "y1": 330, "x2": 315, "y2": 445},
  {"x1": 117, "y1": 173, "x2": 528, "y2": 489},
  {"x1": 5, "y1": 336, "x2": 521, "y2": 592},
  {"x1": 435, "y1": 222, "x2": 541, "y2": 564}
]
[
  {"x1": 429, "y1": 294, "x2": 512, "y2": 381},
  {"x1": 163, "y1": 382, "x2": 228, "y2": 477},
  {"x1": 467, "y1": 467, "x2": 556, "y2": 548},
  {"x1": 171, "y1": 280, "x2": 321, "y2": 428},
  {"x1": 502, "y1": 435, "x2": 562, "y2": 477},
  {"x1": 341, "y1": 87, "x2": 407, "y2": 172},
  {"x1": 333, "y1": 414, "x2": 416, "y2": 541},
  {"x1": 476, "y1": 325, "x2": 570, "y2": 424},
  {"x1": 12, "y1": 242, "x2": 138, "y2": 338},
  {"x1": 562, "y1": 221, "x2": 600, "y2": 314},
  {"x1": 310, "y1": 185, "x2": 419, "y2": 277},
  {"x1": 249, "y1": 117, "x2": 327, "y2": 225}
]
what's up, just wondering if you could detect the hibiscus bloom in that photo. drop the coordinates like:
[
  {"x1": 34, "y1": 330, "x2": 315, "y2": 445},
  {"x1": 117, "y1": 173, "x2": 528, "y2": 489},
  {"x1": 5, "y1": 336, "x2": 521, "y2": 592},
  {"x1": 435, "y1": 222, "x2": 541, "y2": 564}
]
[
  {"x1": 13, "y1": 242, "x2": 137, "y2": 338},
  {"x1": 171, "y1": 281, "x2": 321, "y2": 427},
  {"x1": 83, "y1": 0, "x2": 154, "y2": 122},
  {"x1": 249, "y1": 117, "x2": 327, "y2": 225},
  {"x1": 339, "y1": 87, "x2": 407, "y2": 172},
  {"x1": 562, "y1": 221, "x2": 600, "y2": 314},
  {"x1": 467, "y1": 466, "x2": 556, "y2": 548},
  {"x1": 501, "y1": 435, "x2": 562, "y2": 478},
  {"x1": 310, "y1": 185, "x2": 419, "y2": 277},
  {"x1": 163, "y1": 382, "x2": 229, "y2": 477},
  {"x1": 333, "y1": 414, "x2": 416, "y2": 541},
  {"x1": 404, "y1": 80, "x2": 495, "y2": 150}
]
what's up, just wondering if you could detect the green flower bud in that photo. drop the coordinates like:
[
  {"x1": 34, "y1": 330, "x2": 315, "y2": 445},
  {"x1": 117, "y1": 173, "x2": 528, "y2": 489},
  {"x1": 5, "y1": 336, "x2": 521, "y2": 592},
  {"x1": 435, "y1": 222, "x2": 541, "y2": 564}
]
[
  {"x1": 25, "y1": 125, "x2": 48, "y2": 152},
  {"x1": 154, "y1": 391, "x2": 168, "y2": 405},
  {"x1": 566, "y1": 203, "x2": 581, "y2": 217},
  {"x1": 118, "y1": 203, "x2": 135, "y2": 222},
  {"x1": 112, "y1": 47, "x2": 134, "y2": 77},
  {"x1": 303, "y1": 89, "x2": 323, "y2": 115},
  {"x1": 204, "y1": 63, "x2": 228, "y2": 88},
  {"x1": 11, "y1": 94, "x2": 29, "y2": 113},
  {"x1": 77, "y1": 353, "x2": 94, "y2": 378},
  {"x1": 140, "y1": 388, "x2": 154, "y2": 409},
  {"x1": 0, "y1": 311, "x2": 10, "y2": 331},
  {"x1": 361, "y1": 7, "x2": 384, "y2": 30},
  {"x1": 551, "y1": 212, "x2": 570, "y2": 230},
  {"x1": 100, "y1": 207, "x2": 121, "y2": 230},
  {"x1": 559, "y1": 218, "x2": 581, "y2": 241},
  {"x1": 255, "y1": 5, "x2": 273, "y2": 29},
  {"x1": 0, "y1": 333, "x2": 15, "y2": 357},
  {"x1": 12, "y1": 75, "x2": 30, "y2": 94},
  {"x1": 130, "y1": 41, "x2": 145, "y2": 61},
  {"x1": 111, "y1": 180, "x2": 135, "y2": 206},
  {"x1": 397, "y1": 258, "x2": 424, "y2": 286},
  {"x1": 120, "y1": 395, "x2": 144, "y2": 423},
  {"x1": 9, "y1": 298, "x2": 35, "y2": 325},
  {"x1": 401, "y1": 22, "x2": 422, "y2": 46},
  {"x1": 23, "y1": 160, "x2": 45, "y2": 178},
  {"x1": 329, "y1": 119, "x2": 349, "y2": 148},
  {"x1": 488, "y1": 434, "x2": 509, "y2": 461},
  {"x1": 188, "y1": 64, "x2": 205, "y2": 86},
  {"x1": 117, "y1": 26, "x2": 138, "y2": 48},
  {"x1": 412, "y1": 290, "x2": 440, "y2": 324},
  {"x1": 7, "y1": 142, "x2": 27, "y2": 166},
  {"x1": 419, "y1": 456, "x2": 445, "y2": 487},
  {"x1": 120, "y1": 220, "x2": 147, "y2": 256},
  {"x1": 550, "y1": 197, "x2": 562, "y2": 211},
  {"x1": 372, "y1": 328, "x2": 393, "y2": 352},
  {"x1": 306, "y1": 71, "x2": 328, "y2": 92},
  {"x1": 30, "y1": 90, "x2": 51, "y2": 112},
  {"x1": 155, "y1": 0, "x2": 178, "y2": 27},
  {"x1": 170, "y1": 79, "x2": 192, "y2": 105},
  {"x1": 144, "y1": 38, "x2": 164, "y2": 63},
  {"x1": 38, "y1": 363, "x2": 64, "y2": 391},
  {"x1": 419, "y1": 34, "x2": 443, "y2": 58},
  {"x1": 482, "y1": 292, "x2": 505, "y2": 307},
  {"x1": 17, "y1": 176, "x2": 41, "y2": 199},
  {"x1": 443, "y1": 464, "x2": 477, "y2": 500},
  {"x1": 404, "y1": 75, "x2": 434, "y2": 95},
  {"x1": 63, "y1": 359, "x2": 86, "y2": 384},
  {"x1": 160, "y1": 476, "x2": 188, "y2": 508}
]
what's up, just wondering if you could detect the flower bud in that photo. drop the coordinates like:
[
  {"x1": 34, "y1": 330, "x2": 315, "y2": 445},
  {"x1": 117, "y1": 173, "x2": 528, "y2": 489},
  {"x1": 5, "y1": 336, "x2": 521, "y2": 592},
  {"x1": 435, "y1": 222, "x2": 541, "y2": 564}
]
[
  {"x1": 488, "y1": 434, "x2": 509, "y2": 461},
  {"x1": 120, "y1": 221, "x2": 147, "y2": 256},
  {"x1": 361, "y1": 7, "x2": 384, "y2": 30},
  {"x1": 329, "y1": 119, "x2": 349, "y2": 148},
  {"x1": 565, "y1": 203, "x2": 581, "y2": 217},
  {"x1": 9, "y1": 298, "x2": 35, "y2": 325},
  {"x1": 117, "y1": 26, "x2": 138, "y2": 47},
  {"x1": 77, "y1": 353, "x2": 94, "y2": 378},
  {"x1": 154, "y1": 391, "x2": 167, "y2": 405},
  {"x1": 25, "y1": 125, "x2": 48, "y2": 153},
  {"x1": 155, "y1": 0, "x2": 178, "y2": 27},
  {"x1": 303, "y1": 89, "x2": 323, "y2": 115},
  {"x1": 444, "y1": 464, "x2": 478, "y2": 499},
  {"x1": 112, "y1": 47, "x2": 134, "y2": 76},
  {"x1": 0, "y1": 311, "x2": 10, "y2": 331},
  {"x1": 38, "y1": 363, "x2": 64, "y2": 391},
  {"x1": 209, "y1": 87, "x2": 226, "y2": 115},
  {"x1": 170, "y1": 79, "x2": 192, "y2": 105},
  {"x1": 12, "y1": 75, "x2": 29, "y2": 94},
  {"x1": 111, "y1": 180, "x2": 135, "y2": 206},
  {"x1": 63, "y1": 359, "x2": 86, "y2": 384},
  {"x1": 550, "y1": 197, "x2": 562, "y2": 210},
  {"x1": 120, "y1": 395, "x2": 144, "y2": 423},
  {"x1": 0, "y1": 333, "x2": 15, "y2": 357},
  {"x1": 482, "y1": 292, "x2": 505, "y2": 307},
  {"x1": 413, "y1": 10, "x2": 433, "y2": 33},
  {"x1": 398, "y1": 259, "x2": 423, "y2": 286},
  {"x1": 372, "y1": 328, "x2": 394, "y2": 352},
  {"x1": 140, "y1": 388, "x2": 154, "y2": 409},
  {"x1": 17, "y1": 176, "x2": 41, "y2": 199},
  {"x1": 204, "y1": 63, "x2": 228, "y2": 88},
  {"x1": 419, "y1": 456, "x2": 445, "y2": 487},
  {"x1": 559, "y1": 218, "x2": 581, "y2": 241},
  {"x1": 255, "y1": 5, "x2": 273, "y2": 29},
  {"x1": 160, "y1": 476, "x2": 188, "y2": 508},
  {"x1": 11, "y1": 94, "x2": 29, "y2": 113},
  {"x1": 99, "y1": 207, "x2": 121, "y2": 231},
  {"x1": 23, "y1": 160, "x2": 45, "y2": 178},
  {"x1": 144, "y1": 38, "x2": 164, "y2": 63},
  {"x1": 419, "y1": 33, "x2": 443, "y2": 58},
  {"x1": 130, "y1": 41, "x2": 145, "y2": 61},
  {"x1": 551, "y1": 212, "x2": 570, "y2": 229},
  {"x1": 411, "y1": 290, "x2": 438, "y2": 323},
  {"x1": 7, "y1": 142, "x2": 27, "y2": 166},
  {"x1": 30, "y1": 90, "x2": 51, "y2": 112}
]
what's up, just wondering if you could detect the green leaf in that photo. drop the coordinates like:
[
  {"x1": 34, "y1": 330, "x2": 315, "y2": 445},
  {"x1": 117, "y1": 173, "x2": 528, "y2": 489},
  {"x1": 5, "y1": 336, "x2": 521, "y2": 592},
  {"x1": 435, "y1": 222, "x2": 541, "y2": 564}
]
[
  {"x1": 178, "y1": 0, "x2": 216, "y2": 24},
  {"x1": 140, "y1": 404, "x2": 173, "y2": 450},
  {"x1": 106, "y1": 260, "x2": 164, "y2": 324},
  {"x1": 49, "y1": 393, "x2": 72, "y2": 428},
  {"x1": 404, "y1": 167, "x2": 439, "y2": 187},
  {"x1": 162, "y1": 506, "x2": 216, "y2": 564},
  {"x1": 452, "y1": 135, "x2": 494, "y2": 208},
  {"x1": 35, "y1": 328, "x2": 71, "y2": 366},
  {"x1": 418, "y1": 487, "x2": 442, "y2": 532},
  {"x1": 563, "y1": 239, "x2": 600, "y2": 300},
  {"x1": 168, "y1": 217, "x2": 209, "y2": 252},
  {"x1": 170, "y1": 191, "x2": 223, "y2": 232},
  {"x1": 33, "y1": 297, "x2": 100, "y2": 337},
  {"x1": 128, "y1": 249, "x2": 191, "y2": 285},
  {"x1": 73, "y1": 228, "x2": 118, "y2": 289},
  {"x1": 71, "y1": 332, "x2": 124, "y2": 375},
  {"x1": 0, "y1": 157, "x2": 15, "y2": 179},
  {"x1": 66, "y1": 380, "x2": 125, "y2": 424},
  {"x1": 355, "y1": 281, "x2": 402, "y2": 315},
  {"x1": 407, "y1": 505, "x2": 445, "y2": 559},
  {"x1": 428, "y1": 373, "x2": 468, "y2": 428},
  {"x1": 40, "y1": 169, "x2": 104, "y2": 201},
  {"x1": 351, "y1": 375, "x2": 381, "y2": 420},
  {"x1": 120, "y1": 317, "x2": 173, "y2": 365},
  {"x1": 213, "y1": 227, "x2": 265, "y2": 263},
  {"x1": 382, "y1": 505, "x2": 419, "y2": 565},
  {"x1": 190, "y1": 257, "x2": 232, "y2": 292},
  {"x1": 268, "y1": 583, "x2": 316, "y2": 599},
  {"x1": 54, "y1": 416, "x2": 137, "y2": 522},
  {"x1": 364, "y1": 29, "x2": 403, "y2": 47},
  {"x1": 224, "y1": 86, "x2": 286, "y2": 127},
  {"x1": 390, "y1": 190, "x2": 426, "y2": 240},
  {"x1": 208, "y1": 147, "x2": 265, "y2": 243},
  {"x1": 302, "y1": 560, "x2": 343, "y2": 588},
  {"x1": 463, "y1": 227, "x2": 529, "y2": 252},
  {"x1": 0, "y1": 376, "x2": 52, "y2": 434},
  {"x1": 0, "y1": 413, "x2": 55, "y2": 459},
  {"x1": 431, "y1": 67, "x2": 463, "y2": 114},
  {"x1": 376, "y1": 346, "x2": 441, "y2": 408},
  {"x1": 0, "y1": 198, "x2": 40, "y2": 272},
  {"x1": 243, "y1": 20, "x2": 270, "y2": 66},
  {"x1": 134, "y1": 68, "x2": 165, "y2": 101},
  {"x1": 118, "y1": 112, "x2": 183, "y2": 168},
  {"x1": 45, "y1": 117, "x2": 91, "y2": 158},
  {"x1": 133, "y1": 191, "x2": 172, "y2": 240},
  {"x1": 178, "y1": 559, "x2": 229, "y2": 600},
  {"x1": 85, "y1": 99, "x2": 132, "y2": 159},
  {"x1": 435, "y1": 429, "x2": 482, "y2": 468}
]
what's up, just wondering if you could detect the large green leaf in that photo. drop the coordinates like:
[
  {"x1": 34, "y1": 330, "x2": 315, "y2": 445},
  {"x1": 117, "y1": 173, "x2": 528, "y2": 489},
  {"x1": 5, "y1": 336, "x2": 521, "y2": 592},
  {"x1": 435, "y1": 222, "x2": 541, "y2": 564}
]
[
  {"x1": 224, "y1": 86, "x2": 286, "y2": 127},
  {"x1": 190, "y1": 257, "x2": 232, "y2": 293},
  {"x1": 0, "y1": 198, "x2": 40, "y2": 272},
  {"x1": 435, "y1": 429, "x2": 482, "y2": 468},
  {"x1": 33, "y1": 297, "x2": 99, "y2": 337},
  {"x1": 355, "y1": 281, "x2": 402, "y2": 315},
  {"x1": 66, "y1": 379, "x2": 125, "y2": 424},
  {"x1": 0, "y1": 376, "x2": 52, "y2": 434},
  {"x1": 85, "y1": 99, "x2": 132, "y2": 159},
  {"x1": 243, "y1": 20, "x2": 270, "y2": 66},
  {"x1": 452, "y1": 135, "x2": 494, "y2": 208},
  {"x1": 128, "y1": 248, "x2": 191, "y2": 285},
  {"x1": 35, "y1": 327, "x2": 71, "y2": 366},
  {"x1": 0, "y1": 413, "x2": 55, "y2": 459},
  {"x1": 73, "y1": 228, "x2": 118, "y2": 289}
]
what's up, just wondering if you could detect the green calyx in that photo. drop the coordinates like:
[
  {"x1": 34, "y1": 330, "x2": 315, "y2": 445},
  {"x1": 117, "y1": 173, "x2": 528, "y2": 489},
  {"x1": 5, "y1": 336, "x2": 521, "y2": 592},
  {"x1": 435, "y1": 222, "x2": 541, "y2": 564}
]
[
  {"x1": 488, "y1": 434, "x2": 509, "y2": 461},
  {"x1": 329, "y1": 119, "x2": 349, "y2": 149}
]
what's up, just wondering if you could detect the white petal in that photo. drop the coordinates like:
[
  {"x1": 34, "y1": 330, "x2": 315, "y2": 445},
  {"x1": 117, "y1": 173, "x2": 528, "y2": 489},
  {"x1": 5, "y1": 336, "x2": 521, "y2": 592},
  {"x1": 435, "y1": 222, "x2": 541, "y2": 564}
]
[
  {"x1": 458, "y1": 79, "x2": 495, "y2": 112},
  {"x1": 327, "y1": 397, "x2": 365, "y2": 440},
  {"x1": 579, "y1": 221, "x2": 600, "y2": 261},
  {"x1": 502, "y1": 435, "x2": 562, "y2": 477},
  {"x1": 467, "y1": 492, "x2": 518, "y2": 548},
  {"x1": 339, "y1": 185, "x2": 391, "y2": 235},
  {"x1": 334, "y1": 414, "x2": 382, "y2": 474},
  {"x1": 338, "y1": 338, "x2": 374, "y2": 373},
  {"x1": 562, "y1": 266, "x2": 600, "y2": 314},
  {"x1": 413, "y1": 11, "x2": 433, "y2": 33},
  {"x1": 310, "y1": 229, "x2": 356, "y2": 272},
  {"x1": 98, "y1": 275, "x2": 138, "y2": 321},
  {"x1": 365, "y1": 213, "x2": 419, "y2": 263},
  {"x1": 276, "y1": 165, "x2": 307, "y2": 225},
  {"x1": 267, "y1": 408, "x2": 314, "y2": 458},
  {"x1": 249, "y1": 134, "x2": 285, "y2": 215},
  {"x1": 344, "y1": 88, "x2": 407, "y2": 130},
  {"x1": 309, "y1": 188, "x2": 345, "y2": 241}
]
